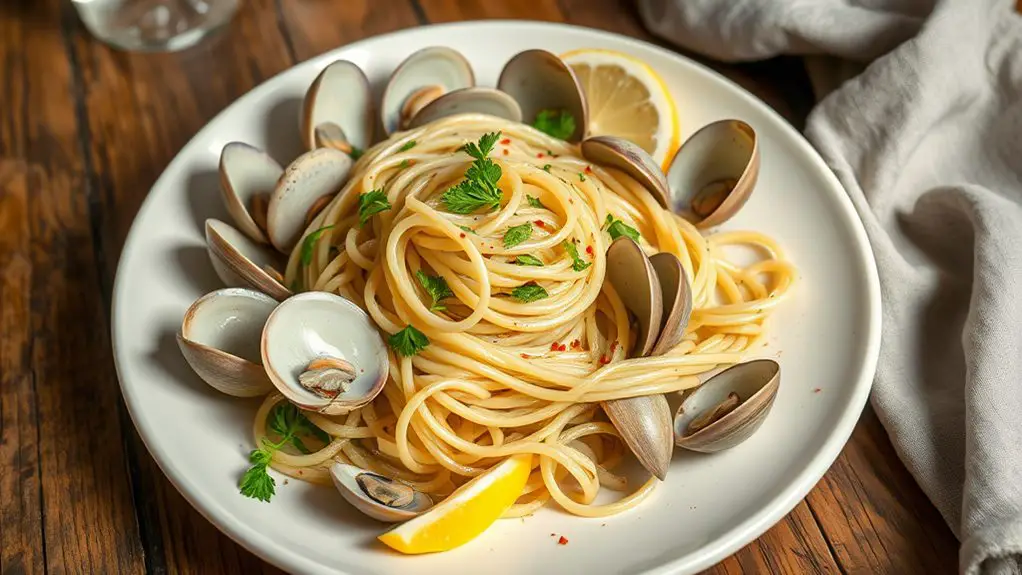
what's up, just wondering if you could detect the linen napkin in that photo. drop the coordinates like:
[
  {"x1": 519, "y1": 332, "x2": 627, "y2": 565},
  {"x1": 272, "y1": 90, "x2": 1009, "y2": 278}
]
[{"x1": 636, "y1": 0, "x2": 1022, "y2": 572}]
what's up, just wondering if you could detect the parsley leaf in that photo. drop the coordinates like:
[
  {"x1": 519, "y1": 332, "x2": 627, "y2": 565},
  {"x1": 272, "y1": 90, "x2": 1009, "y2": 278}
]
[
  {"x1": 388, "y1": 325, "x2": 430, "y2": 357},
  {"x1": 301, "y1": 225, "x2": 335, "y2": 266},
  {"x1": 541, "y1": 164, "x2": 552, "y2": 172},
  {"x1": 515, "y1": 254, "x2": 544, "y2": 267},
  {"x1": 578, "y1": 172, "x2": 586, "y2": 182},
  {"x1": 459, "y1": 132, "x2": 501, "y2": 160},
  {"x1": 416, "y1": 270, "x2": 454, "y2": 311},
  {"x1": 458, "y1": 225, "x2": 476, "y2": 234},
  {"x1": 604, "y1": 214, "x2": 641, "y2": 242},
  {"x1": 503, "y1": 223, "x2": 532, "y2": 249},
  {"x1": 349, "y1": 146, "x2": 364, "y2": 161},
  {"x1": 239, "y1": 402, "x2": 330, "y2": 502},
  {"x1": 533, "y1": 109, "x2": 576, "y2": 140},
  {"x1": 398, "y1": 159, "x2": 411, "y2": 169},
  {"x1": 398, "y1": 140, "x2": 417, "y2": 152},
  {"x1": 358, "y1": 189, "x2": 391, "y2": 227},
  {"x1": 564, "y1": 241, "x2": 592, "y2": 272},
  {"x1": 511, "y1": 283, "x2": 549, "y2": 303},
  {"x1": 442, "y1": 133, "x2": 506, "y2": 214},
  {"x1": 526, "y1": 195, "x2": 547, "y2": 209}
]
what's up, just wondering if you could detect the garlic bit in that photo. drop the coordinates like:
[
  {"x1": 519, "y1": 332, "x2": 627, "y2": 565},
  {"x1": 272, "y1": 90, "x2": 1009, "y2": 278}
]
[{"x1": 298, "y1": 357, "x2": 358, "y2": 399}]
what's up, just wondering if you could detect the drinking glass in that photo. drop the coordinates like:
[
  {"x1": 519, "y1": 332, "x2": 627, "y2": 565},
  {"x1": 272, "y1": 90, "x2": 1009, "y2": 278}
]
[{"x1": 71, "y1": 0, "x2": 240, "y2": 52}]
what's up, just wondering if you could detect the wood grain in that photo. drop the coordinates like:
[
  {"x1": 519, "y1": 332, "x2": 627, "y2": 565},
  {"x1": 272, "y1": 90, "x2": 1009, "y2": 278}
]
[{"x1": 0, "y1": 0, "x2": 960, "y2": 573}]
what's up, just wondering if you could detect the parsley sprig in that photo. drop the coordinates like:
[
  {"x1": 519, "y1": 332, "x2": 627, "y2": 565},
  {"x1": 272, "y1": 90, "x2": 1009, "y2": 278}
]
[
  {"x1": 398, "y1": 140, "x2": 417, "y2": 152},
  {"x1": 503, "y1": 222, "x2": 533, "y2": 249},
  {"x1": 604, "y1": 214, "x2": 641, "y2": 242},
  {"x1": 416, "y1": 270, "x2": 454, "y2": 311},
  {"x1": 533, "y1": 109, "x2": 576, "y2": 140},
  {"x1": 301, "y1": 225, "x2": 335, "y2": 266},
  {"x1": 358, "y1": 189, "x2": 391, "y2": 227},
  {"x1": 511, "y1": 282, "x2": 549, "y2": 303},
  {"x1": 515, "y1": 254, "x2": 544, "y2": 267},
  {"x1": 442, "y1": 132, "x2": 504, "y2": 214},
  {"x1": 564, "y1": 240, "x2": 592, "y2": 272},
  {"x1": 239, "y1": 403, "x2": 330, "y2": 502},
  {"x1": 526, "y1": 195, "x2": 547, "y2": 210},
  {"x1": 389, "y1": 325, "x2": 430, "y2": 357}
]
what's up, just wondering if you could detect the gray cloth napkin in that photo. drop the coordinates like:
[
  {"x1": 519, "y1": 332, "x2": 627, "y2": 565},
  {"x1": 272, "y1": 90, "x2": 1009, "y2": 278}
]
[{"x1": 636, "y1": 0, "x2": 1022, "y2": 572}]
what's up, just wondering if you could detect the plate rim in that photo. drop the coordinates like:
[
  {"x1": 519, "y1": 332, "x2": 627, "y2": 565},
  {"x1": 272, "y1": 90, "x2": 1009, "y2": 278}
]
[{"x1": 111, "y1": 19, "x2": 882, "y2": 575}]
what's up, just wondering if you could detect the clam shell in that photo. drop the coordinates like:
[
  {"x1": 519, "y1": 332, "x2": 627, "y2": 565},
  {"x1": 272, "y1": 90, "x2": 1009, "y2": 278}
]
[
  {"x1": 605, "y1": 236, "x2": 663, "y2": 357},
  {"x1": 261, "y1": 292, "x2": 388, "y2": 415},
  {"x1": 177, "y1": 288, "x2": 276, "y2": 397},
  {"x1": 218, "y1": 142, "x2": 283, "y2": 244},
  {"x1": 267, "y1": 147, "x2": 351, "y2": 253},
  {"x1": 407, "y1": 87, "x2": 522, "y2": 129},
  {"x1": 381, "y1": 46, "x2": 475, "y2": 135},
  {"x1": 667, "y1": 119, "x2": 759, "y2": 228},
  {"x1": 648, "y1": 252, "x2": 693, "y2": 356},
  {"x1": 301, "y1": 60, "x2": 374, "y2": 153},
  {"x1": 497, "y1": 49, "x2": 588, "y2": 143},
  {"x1": 205, "y1": 219, "x2": 291, "y2": 300},
  {"x1": 581, "y1": 136, "x2": 670, "y2": 209},
  {"x1": 674, "y1": 359, "x2": 780, "y2": 452},
  {"x1": 602, "y1": 395, "x2": 674, "y2": 481},
  {"x1": 330, "y1": 463, "x2": 432, "y2": 522}
]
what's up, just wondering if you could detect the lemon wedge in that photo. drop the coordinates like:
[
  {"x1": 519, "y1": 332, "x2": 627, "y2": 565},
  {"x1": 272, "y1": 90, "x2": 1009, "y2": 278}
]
[
  {"x1": 378, "y1": 453, "x2": 532, "y2": 554},
  {"x1": 562, "y1": 48, "x2": 680, "y2": 172}
]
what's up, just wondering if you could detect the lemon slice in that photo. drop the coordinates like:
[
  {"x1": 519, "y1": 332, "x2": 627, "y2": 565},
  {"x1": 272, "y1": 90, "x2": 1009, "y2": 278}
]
[
  {"x1": 562, "y1": 48, "x2": 680, "y2": 172},
  {"x1": 378, "y1": 454, "x2": 532, "y2": 554}
]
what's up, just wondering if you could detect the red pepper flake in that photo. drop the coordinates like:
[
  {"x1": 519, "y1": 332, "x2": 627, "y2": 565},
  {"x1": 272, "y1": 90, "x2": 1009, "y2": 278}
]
[
  {"x1": 610, "y1": 341, "x2": 619, "y2": 353},
  {"x1": 550, "y1": 342, "x2": 560, "y2": 352},
  {"x1": 537, "y1": 152, "x2": 545, "y2": 158},
  {"x1": 584, "y1": 166, "x2": 593, "y2": 173},
  {"x1": 521, "y1": 353, "x2": 531, "y2": 359},
  {"x1": 534, "y1": 220, "x2": 545, "y2": 228},
  {"x1": 558, "y1": 343, "x2": 567, "y2": 352},
  {"x1": 599, "y1": 355, "x2": 611, "y2": 365},
  {"x1": 459, "y1": 233, "x2": 466, "y2": 238},
  {"x1": 502, "y1": 149, "x2": 509, "y2": 156},
  {"x1": 813, "y1": 388, "x2": 821, "y2": 393},
  {"x1": 570, "y1": 339, "x2": 581, "y2": 349},
  {"x1": 500, "y1": 138, "x2": 511, "y2": 145},
  {"x1": 558, "y1": 536, "x2": 569, "y2": 545},
  {"x1": 585, "y1": 245, "x2": 594, "y2": 256}
]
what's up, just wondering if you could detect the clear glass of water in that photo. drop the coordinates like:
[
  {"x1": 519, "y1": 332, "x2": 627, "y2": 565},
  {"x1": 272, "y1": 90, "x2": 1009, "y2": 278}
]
[{"x1": 72, "y1": 0, "x2": 240, "y2": 52}]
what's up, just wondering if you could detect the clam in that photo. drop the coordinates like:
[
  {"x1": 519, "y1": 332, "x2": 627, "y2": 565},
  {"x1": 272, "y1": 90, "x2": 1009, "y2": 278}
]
[
  {"x1": 261, "y1": 291, "x2": 388, "y2": 415},
  {"x1": 601, "y1": 237, "x2": 675, "y2": 480},
  {"x1": 667, "y1": 119, "x2": 759, "y2": 228},
  {"x1": 266, "y1": 147, "x2": 352, "y2": 253},
  {"x1": 648, "y1": 252, "x2": 692, "y2": 356},
  {"x1": 205, "y1": 219, "x2": 291, "y2": 301},
  {"x1": 218, "y1": 142, "x2": 283, "y2": 244},
  {"x1": 177, "y1": 288, "x2": 276, "y2": 397},
  {"x1": 497, "y1": 49, "x2": 588, "y2": 143},
  {"x1": 381, "y1": 46, "x2": 475, "y2": 135},
  {"x1": 581, "y1": 136, "x2": 670, "y2": 209},
  {"x1": 407, "y1": 87, "x2": 522, "y2": 129},
  {"x1": 330, "y1": 463, "x2": 432, "y2": 522},
  {"x1": 674, "y1": 359, "x2": 780, "y2": 453},
  {"x1": 302, "y1": 60, "x2": 375, "y2": 154}
]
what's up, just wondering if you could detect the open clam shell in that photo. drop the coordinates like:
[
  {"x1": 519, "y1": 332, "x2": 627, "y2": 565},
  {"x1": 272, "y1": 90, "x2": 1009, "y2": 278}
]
[
  {"x1": 407, "y1": 87, "x2": 522, "y2": 129},
  {"x1": 177, "y1": 288, "x2": 276, "y2": 397},
  {"x1": 301, "y1": 60, "x2": 375, "y2": 153},
  {"x1": 218, "y1": 142, "x2": 283, "y2": 244},
  {"x1": 331, "y1": 463, "x2": 432, "y2": 522},
  {"x1": 605, "y1": 236, "x2": 663, "y2": 356},
  {"x1": 667, "y1": 119, "x2": 759, "y2": 228},
  {"x1": 674, "y1": 359, "x2": 781, "y2": 453},
  {"x1": 581, "y1": 136, "x2": 670, "y2": 209},
  {"x1": 381, "y1": 46, "x2": 475, "y2": 135},
  {"x1": 648, "y1": 252, "x2": 693, "y2": 356},
  {"x1": 266, "y1": 147, "x2": 351, "y2": 254},
  {"x1": 497, "y1": 49, "x2": 588, "y2": 143},
  {"x1": 261, "y1": 292, "x2": 388, "y2": 415},
  {"x1": 205, "y1": 219, "x2": 291, "y2": 300}
]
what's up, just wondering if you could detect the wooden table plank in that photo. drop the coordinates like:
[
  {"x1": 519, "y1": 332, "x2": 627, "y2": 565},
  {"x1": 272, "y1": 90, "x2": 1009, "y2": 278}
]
[{"x1": 0, "y1": 0, "x2": 147, "y2": 573}]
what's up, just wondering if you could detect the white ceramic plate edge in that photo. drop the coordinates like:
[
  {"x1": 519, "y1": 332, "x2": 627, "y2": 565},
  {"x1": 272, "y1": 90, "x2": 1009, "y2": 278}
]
[{"x1": 111, "y1": 21, "x2": 882, "y2": 575}]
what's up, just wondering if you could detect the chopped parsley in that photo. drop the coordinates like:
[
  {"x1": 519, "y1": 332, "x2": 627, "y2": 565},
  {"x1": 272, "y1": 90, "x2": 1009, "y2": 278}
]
[
  {"x1": 503, "y1": 223, "x2": 533, "y2": 249},
  {"x1": 533, "y1": 109, "x2": 576, "y2": 140},
  {"x1": 458, "y1": 225, "x2": 476, "y2": 235},
  {"x1": 357, "y1": 189, "x2": 391, "y2": 227},
  {"x1": 515, "y1": 254, "x2": 544, "y2": 267},
  {"x1": 398, "y1": 159, "x2": 411, "y2": 169},
  {"x1": 604, "y1": 214, "x2": 641, "y2": 242},
  {"x1": 300, "y1": 225, "x2": 335, "y2": 266},
  {"x1": 578, "y1": 172, "x2": 586, "y2": 182},
  {"x1": 239, "y1": 403, "x2": 330, "y2": 502},
  {"x1": 441, "y1": 132, "x2": 504, "y2": 214},
  {"x1": 527, "y1": 195, "x2": 547, "y2": 209},
  {"x1": 564, "y1": 240, "x2": 592, "y2": 272},
  {"x1": 511, "y1": 283, "x2": 549, "y2": 303},
  {"x1": 541, "y1": 164, "x2": 552, "y2": 172},
  {"x1": 388, "y1": 325, "x2": 430, "y2": 357},
  {"x1": 398, "y1": 140, "x2": 417, "y2": 152},
  {"x1": 349, "y1": 146, "x2": 364, "y2": 161},
  {"x1": 416, "y1": 270, "x2": 454, "y2": 312}
]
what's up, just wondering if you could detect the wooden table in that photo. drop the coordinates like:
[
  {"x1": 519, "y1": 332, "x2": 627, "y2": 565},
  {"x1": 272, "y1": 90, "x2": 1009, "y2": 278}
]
[{"x1": 0, "y1": 0, "x2": 959, "y2": 573}]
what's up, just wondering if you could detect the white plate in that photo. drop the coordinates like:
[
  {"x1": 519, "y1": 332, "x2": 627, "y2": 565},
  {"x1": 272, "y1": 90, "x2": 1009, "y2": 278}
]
[{"x1": 112, "y1": 21, "x2": 881, "y2": 575}]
